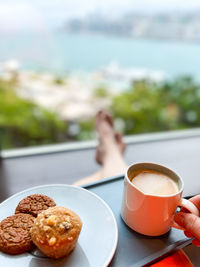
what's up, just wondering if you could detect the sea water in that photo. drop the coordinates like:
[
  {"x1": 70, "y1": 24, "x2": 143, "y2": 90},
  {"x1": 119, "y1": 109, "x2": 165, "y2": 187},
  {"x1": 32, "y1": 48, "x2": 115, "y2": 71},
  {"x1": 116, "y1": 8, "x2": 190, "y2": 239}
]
[{"x1": 1, "y1": 32, "x2": 200, "y2": 78}]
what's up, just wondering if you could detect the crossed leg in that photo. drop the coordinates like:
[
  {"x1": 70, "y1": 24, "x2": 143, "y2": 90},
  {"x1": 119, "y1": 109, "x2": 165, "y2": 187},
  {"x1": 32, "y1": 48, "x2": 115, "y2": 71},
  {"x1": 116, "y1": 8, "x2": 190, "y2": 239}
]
[{"x1": 73, "y1": 111, "x2": 127, "y2": 186}]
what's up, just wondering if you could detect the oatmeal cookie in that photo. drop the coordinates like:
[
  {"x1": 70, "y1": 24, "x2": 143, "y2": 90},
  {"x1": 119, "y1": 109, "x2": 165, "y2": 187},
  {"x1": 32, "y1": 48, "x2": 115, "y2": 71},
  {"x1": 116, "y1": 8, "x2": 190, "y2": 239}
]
[
  {"x1": 31, "y1": 206, "x2": 82, "y2": 259},
  {"x1": 15, "y1": 194, "x2": 56, "y2": 217},
  {"x1": 0, "y1": 213, "x2": 34, "y2": 255}
]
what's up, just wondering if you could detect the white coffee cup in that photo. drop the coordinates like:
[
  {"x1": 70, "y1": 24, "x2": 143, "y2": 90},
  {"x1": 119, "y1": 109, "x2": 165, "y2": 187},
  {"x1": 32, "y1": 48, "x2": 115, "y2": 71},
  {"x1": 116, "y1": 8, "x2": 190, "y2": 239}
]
[{"x1": 121, "y1": 163, "x2": 199, "y2": 236}]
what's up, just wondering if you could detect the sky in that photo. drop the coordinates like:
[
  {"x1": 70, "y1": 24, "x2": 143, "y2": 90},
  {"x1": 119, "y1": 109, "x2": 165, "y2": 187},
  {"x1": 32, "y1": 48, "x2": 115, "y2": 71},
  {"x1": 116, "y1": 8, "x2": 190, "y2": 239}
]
[{"x1": 0, "y1": 0, "x2": 200, "y2": 32}]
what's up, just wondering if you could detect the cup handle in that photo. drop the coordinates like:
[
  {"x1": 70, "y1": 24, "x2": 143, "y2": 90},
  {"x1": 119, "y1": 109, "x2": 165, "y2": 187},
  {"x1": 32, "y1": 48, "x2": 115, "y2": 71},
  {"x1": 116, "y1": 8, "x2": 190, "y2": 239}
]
[{"x1": 171, "y1": 198, "x2": 200, "y2": 230}]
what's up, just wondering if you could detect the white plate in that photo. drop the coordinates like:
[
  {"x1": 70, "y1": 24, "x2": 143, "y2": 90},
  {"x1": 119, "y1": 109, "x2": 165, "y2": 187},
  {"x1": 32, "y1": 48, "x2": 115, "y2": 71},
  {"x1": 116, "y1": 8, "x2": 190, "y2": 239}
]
[{"x1": 0, "y1": 184, "x2": 118, "y2": 267}]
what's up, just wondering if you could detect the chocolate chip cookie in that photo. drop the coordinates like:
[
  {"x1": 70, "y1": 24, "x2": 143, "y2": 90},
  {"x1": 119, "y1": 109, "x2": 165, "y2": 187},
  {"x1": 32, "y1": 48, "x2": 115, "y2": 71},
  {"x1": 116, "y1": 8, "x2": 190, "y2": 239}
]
[
  {"x1": 15, "y1": 194, "x2": 56, "y2": 217},
  {"x1": 0, "y1": 213, "x2": 34, "y2": 255}
]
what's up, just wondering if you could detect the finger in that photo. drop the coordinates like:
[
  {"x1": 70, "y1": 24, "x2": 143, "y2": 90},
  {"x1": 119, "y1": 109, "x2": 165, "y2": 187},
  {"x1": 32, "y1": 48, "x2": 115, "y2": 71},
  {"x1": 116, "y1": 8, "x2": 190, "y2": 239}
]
[
  {"x1": 174, "y1": 212, "x2": 200, "y2": 240},
  {"x1": 179, "y1": 207, "x2": 190, "y2": 213},
  {"x1": 188, "y1": 195, "x2": 200, "y2": 210},
  {"x1": 184, "y1": 230, "x2": 194, "y2": 238},
  {"x1": 192, "y1": 238, "x2": 200, "y2": 247},
  {"x1": 180, "y1": 195, "x2": 200, "y2": 213}
]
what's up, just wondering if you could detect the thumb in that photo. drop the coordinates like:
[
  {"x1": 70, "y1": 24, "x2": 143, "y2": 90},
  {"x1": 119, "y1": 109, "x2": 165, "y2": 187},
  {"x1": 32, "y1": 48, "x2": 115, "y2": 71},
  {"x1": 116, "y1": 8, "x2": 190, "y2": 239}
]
[{"x1": 174, "y1": 212, "x2": 200, "y2": 240}]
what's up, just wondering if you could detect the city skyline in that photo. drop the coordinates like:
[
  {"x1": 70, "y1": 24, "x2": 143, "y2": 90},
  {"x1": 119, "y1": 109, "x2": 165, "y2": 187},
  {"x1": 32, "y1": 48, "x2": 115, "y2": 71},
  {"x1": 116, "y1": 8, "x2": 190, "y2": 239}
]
[{"x1": 1, "y1": 0, "x2": 200, "y2": 32}]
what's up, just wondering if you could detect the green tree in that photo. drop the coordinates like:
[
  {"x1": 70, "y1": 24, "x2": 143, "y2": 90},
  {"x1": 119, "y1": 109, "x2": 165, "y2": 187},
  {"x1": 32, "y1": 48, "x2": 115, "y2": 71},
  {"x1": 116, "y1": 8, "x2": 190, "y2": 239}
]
[
  {"x1": 93, "y1": 86, "x2": 109, "y2": 98},
  {"x1": 111, "y1": 77, "x2": 200, "y2": 134},
  {"x1": 0, "y1": 79, "x2": 68, "y2": 149}
]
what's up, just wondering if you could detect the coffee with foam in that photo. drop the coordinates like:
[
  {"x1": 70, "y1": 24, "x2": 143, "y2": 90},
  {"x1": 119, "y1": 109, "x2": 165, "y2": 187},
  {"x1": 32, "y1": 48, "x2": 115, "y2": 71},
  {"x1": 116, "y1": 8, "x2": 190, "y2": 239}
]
[{"x1": 131, "y1": 170, "x2": 179, "y2": 196}]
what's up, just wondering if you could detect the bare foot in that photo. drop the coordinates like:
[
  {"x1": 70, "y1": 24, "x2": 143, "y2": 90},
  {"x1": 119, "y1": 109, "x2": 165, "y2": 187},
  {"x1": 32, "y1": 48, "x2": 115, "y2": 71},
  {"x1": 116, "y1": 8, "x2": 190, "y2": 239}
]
[
  {"x1": 95, "y1": 110, "x2": 126, "y2": 165},
  {"x1": 73, "y1": 110, "x2": 127, "y2": 186}
]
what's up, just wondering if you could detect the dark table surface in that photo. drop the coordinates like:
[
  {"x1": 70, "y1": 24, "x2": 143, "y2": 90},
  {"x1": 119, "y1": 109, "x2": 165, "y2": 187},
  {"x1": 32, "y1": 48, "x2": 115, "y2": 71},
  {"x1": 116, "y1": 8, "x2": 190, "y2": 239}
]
[{"x1": 0, "y1": 132, "x2": 200, "y2": 265}]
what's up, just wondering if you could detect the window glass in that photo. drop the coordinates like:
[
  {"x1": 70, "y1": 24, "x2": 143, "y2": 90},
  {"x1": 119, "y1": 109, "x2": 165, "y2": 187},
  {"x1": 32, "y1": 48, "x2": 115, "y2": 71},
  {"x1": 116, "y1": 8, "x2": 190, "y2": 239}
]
[{"x1": 1, "y1": 0, "x2": 200, "y2": 149}]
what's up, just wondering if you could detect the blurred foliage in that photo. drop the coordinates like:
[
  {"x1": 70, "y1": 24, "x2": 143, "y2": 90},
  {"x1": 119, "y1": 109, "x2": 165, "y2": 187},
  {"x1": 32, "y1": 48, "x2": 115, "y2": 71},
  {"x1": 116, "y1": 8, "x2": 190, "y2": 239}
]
[
  {"x1": 0, "y1": 79, "x2": 68, "y2": 149},
  {"x1": 77, "y1": 118, "x2": 95, "y2": 140},
  {"x1": 1, "y1": 75, "x2": 200, "y2": 149},
  {"x1": 111, "y1": 76, "x2": 200, "y2": 134},
  {"x1": 93, "y1": 86, "x2": 109, "y2": 98},
  {"x1": 53, "y1": 76, "x2": 66, "y2": 85}
]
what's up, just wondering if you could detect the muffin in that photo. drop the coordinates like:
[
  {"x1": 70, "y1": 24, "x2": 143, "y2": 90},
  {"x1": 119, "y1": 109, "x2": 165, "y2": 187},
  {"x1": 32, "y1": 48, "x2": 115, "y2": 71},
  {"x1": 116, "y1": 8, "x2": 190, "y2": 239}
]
[
  {"x1": 0, "y1": 213, "x2": 35, "y2": 255},
  {"x1": 15, "y1": 194, "x2": 56, "y2": 217},
  {"x1": 30, "y1": 206, "x2": 82, "y2": 259}
]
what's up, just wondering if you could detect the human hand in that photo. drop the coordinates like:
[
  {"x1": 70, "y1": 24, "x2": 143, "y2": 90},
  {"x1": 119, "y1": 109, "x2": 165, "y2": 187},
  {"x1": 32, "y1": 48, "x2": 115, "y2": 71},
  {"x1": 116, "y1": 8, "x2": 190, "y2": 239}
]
[{"x1": 174, "y1": 195, "x2": 200, "y2": 247}]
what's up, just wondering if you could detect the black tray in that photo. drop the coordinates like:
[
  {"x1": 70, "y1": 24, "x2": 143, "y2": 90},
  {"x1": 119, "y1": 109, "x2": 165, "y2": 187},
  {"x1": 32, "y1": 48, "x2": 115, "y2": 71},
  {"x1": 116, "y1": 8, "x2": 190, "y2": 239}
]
[{"x1": 83, "y1": 175, "x2": 192, "y2": 267}]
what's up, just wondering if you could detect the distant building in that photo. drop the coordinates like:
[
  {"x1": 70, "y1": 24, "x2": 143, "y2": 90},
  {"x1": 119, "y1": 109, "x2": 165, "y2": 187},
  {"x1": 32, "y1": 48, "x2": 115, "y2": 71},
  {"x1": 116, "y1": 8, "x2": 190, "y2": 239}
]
[{"x1": 63, "y1": 11, "x2": 200, "y2": 42}]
